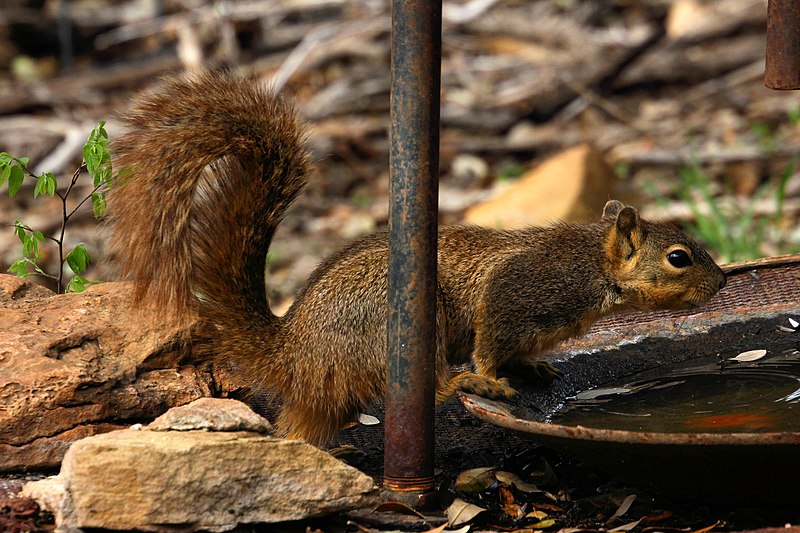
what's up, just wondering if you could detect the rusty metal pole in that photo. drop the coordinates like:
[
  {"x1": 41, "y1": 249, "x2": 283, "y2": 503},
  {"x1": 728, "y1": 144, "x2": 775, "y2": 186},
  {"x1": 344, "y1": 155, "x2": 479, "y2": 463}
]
[
  {"x1": 765, "y1": 0, "x2": 800, "y2": 89},
  {"x1": 384, "y1": 0, "x2": 442, "y2": 506}
]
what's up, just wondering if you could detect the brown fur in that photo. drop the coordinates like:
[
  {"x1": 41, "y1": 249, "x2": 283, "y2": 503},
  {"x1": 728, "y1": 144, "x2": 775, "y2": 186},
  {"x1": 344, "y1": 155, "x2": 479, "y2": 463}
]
[{"x1": 107, "y1": 71, "x2": 727, "y2": 447}]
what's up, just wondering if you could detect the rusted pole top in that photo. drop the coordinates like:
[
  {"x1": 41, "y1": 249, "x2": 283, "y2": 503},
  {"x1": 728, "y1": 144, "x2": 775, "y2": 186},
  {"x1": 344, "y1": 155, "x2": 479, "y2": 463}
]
[
  {"x1": 765, "y1": 0, "x2": 800, "y2": 90},
  {"x1": 384, "y1": 0, "x2": 442, "y2": 507}
]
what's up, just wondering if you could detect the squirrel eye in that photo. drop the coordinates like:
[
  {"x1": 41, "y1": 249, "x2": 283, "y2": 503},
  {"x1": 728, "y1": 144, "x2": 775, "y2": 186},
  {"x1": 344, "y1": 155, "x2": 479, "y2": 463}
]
[{"x1": 667, "y1": 249, "x2": 692, "y2": 268}]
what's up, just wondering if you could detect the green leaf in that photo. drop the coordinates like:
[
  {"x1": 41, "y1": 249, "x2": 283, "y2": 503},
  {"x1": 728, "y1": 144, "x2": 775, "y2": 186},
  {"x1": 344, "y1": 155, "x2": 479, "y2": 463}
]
[
  {"x1": 34, "y1": 174, "x2": 48, "y2": 198},
  {"x1": 0, "y1": 152, "x2": 12, "y2": 166},
  {"x1": 67, "y1": 275, "x2": 86, "y2": 293},
  {"x1": 16, "y1": 157, "x2": 30, "y2": 169},
  {"x1": 91, "y1": 191, "x2": 107, "y2": 217},
  {"x1": 8, "y1": 258, "x2": 30, "y2": 277},
  {"x1": 93, "y1": 166, "x2": 111, "y2": 188},
  {"x1": 66, "y1": 274, "x2": 100, "y2": 293},
  {"x1": 22, "y1": 231, "x2": 40, "y2": 258},
  {"x1": 66, "y1": 243, "x2": 91, "y2": 274},
  {"x1": 96, "y1": 121, "x2": 108, "y2": 139},
  {"x1": 83, "y1": 121, "x2": 111, "y2": 182},
  {"x1": 0, "y1": 163, "x2": 10, "y2": 187},
  {"x1": 8, "y1": 165, "x2": 23, "y2": 197},
  {"x1": 42, "y1": 172, "x2": 57, "y2": 196},
  {"x1": 13, "y1": 221, "x2": 26, "y2": 242}
]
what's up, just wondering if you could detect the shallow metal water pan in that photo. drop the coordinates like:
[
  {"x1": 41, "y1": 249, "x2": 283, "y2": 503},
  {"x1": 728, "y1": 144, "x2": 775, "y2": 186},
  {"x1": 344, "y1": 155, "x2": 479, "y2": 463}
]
[{"x1": 461, "y1": 255, "x2": 800, "y2": 506}]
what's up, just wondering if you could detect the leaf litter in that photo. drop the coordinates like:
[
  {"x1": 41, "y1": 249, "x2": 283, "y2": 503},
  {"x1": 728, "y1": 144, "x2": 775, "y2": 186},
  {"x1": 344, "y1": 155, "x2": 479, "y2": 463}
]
[
  {"x1": 431, "y1": 446, "x2": 758, "y2": 533},
  {"x1": 446, "y1": 498, "x2": 486, "y2": 527}
]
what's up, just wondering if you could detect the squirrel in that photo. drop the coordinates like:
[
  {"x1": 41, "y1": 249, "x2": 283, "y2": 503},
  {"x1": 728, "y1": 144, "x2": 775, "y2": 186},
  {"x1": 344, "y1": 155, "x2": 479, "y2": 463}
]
[{"x1": 107, "y1": 70, "x2": 727, "y2": 447}]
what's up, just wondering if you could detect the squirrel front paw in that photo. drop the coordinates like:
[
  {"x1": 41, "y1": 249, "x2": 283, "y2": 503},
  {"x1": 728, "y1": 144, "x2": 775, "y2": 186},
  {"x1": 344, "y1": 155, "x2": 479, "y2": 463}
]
[{"x1": 450, "y1": 372, "x2": 518, "y2": 400}]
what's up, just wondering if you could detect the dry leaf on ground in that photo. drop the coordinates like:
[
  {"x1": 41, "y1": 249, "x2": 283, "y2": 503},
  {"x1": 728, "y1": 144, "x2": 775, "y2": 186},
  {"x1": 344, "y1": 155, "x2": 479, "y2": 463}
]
[
  {"x1": 447, "y1": 498, "x2": 486, "y2": 527},
  {"x1": 455, "y1": 467, "x2": 496, "y2": 493}
]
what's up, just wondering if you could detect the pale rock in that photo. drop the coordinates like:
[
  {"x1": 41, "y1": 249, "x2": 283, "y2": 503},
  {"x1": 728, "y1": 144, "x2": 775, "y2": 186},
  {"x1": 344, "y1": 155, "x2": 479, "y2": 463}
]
[
  {"x1": 665, "y1": 0, "x2": 714, "y2": 40},
  {"x1": 464, "y1": 144, "x2": 624, "y2": 229},
  {"x1": 0, "y1": 274, "x2": 211, "y2": 471},
  {"x1": 148, "y1": 397, "x2": 273, "y2": 433},
  {"x1": 666, "y1": 0, "x2": 767, "y2": 42},
  {"x1": 22, "y1": 425, "x2": 378, "y2": 531}
]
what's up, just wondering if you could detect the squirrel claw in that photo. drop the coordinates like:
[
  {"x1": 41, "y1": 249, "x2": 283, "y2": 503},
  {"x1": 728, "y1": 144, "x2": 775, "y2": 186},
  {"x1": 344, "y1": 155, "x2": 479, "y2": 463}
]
[{"x1": 515, "y1": 361, "x2": 562, "y2": 386}]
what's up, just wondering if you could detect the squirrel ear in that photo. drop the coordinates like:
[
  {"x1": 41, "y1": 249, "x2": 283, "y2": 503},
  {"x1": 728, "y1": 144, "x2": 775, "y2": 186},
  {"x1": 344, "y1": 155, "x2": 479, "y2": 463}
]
[
  {"x1": 615, "y1": 206, "x2": 640, "y2": 238},
  {"x1": 607, "y1": 206, "x2": 645, "y2": 262},
  {"x1": 601, "y1": 200, "x2": 626, "y2": 221}
]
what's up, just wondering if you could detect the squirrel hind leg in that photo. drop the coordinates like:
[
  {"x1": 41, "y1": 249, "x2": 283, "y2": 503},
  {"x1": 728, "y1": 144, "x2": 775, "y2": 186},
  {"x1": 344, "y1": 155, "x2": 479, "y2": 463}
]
[
  {"x1": 436, "y1": 371, "x2": 517, "y2": 403},
  {"x1": 276, "y1": 401, "x2": 356, "y2": 448}
]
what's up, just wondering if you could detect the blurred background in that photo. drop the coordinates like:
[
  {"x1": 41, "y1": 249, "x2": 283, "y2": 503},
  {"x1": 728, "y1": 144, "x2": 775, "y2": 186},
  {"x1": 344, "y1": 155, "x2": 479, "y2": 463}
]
[{"x1": 0, "y1": 0, "x2": 798, "y2": 310}]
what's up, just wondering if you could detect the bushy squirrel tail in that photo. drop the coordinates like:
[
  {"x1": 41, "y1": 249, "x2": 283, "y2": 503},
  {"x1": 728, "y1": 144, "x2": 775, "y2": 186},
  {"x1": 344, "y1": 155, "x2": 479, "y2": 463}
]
[{"x1": 108, "y1": 70, "x2": 309, "y2": 338}]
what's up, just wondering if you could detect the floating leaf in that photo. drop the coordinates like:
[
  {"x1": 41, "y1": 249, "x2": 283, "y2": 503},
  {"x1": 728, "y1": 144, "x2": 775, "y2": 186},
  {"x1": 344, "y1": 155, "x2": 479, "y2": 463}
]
[
  {"x1": 495, "y1": 471, "x2": 540, "y2": 493},
  {"x1": 446, "y1": 498, "x2": 485, "y2": 527},
  {"x1": 575, "y1": 387, "x2": 631, "y2": 400},
  {"x1": 455, "y1": 467, "x2": 496, "y2": 493},
  {"x1": 528, "y1": 518, "x2": 556, "y2": 529},
  {"x1": 728, "y1": 349, "x2": 767, "y2": 362},
  {"x1": 790, "y1": 318, "x2": 799, "y2": 329},
  {"x1": 357, "y1": 413, "x2": 380, "y2": 425}
]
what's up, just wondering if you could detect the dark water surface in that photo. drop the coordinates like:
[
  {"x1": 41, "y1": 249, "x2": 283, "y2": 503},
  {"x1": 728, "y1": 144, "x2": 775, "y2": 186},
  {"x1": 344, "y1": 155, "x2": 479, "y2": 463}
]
[{"x1": 549, "y1": 350, "x2": 800, "y2": 433}]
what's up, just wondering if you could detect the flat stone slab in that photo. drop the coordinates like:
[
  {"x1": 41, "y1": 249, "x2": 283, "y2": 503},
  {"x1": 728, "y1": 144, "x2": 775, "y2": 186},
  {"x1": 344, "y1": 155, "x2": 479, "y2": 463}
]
[{"x1": 23, "y1": 426, "x2": 378, "y2": 531}]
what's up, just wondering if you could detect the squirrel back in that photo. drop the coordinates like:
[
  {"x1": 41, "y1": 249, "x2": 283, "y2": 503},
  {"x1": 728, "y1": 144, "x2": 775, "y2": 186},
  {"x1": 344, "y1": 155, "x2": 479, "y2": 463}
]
[{"x1": 108, "y1": 71, "x2": 726, "y2": 446}]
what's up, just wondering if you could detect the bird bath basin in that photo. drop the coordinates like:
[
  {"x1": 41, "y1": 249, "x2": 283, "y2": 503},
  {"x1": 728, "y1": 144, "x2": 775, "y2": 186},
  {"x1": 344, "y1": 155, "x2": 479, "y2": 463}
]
[{"x1": 461, "y1": 255, "x2": 800, "y2": 506}]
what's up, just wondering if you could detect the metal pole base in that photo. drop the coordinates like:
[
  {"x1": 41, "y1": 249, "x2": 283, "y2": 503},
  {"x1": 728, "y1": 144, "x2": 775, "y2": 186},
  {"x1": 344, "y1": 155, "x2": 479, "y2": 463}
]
[{"x1": 381, "y1": 476, "x2": 439, "y2": 510}]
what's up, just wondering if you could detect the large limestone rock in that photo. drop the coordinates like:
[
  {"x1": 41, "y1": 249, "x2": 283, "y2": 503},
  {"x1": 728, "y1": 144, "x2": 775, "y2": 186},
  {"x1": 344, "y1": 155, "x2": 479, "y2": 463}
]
[
  {"x1": 464, "y1": 144, "x2": 627, "y2": 229},
  {"x1": 0, "y1": 274, "x2": 211, "y2": 471},
  {"x1": 23, "y1": 399, "x2": 378, "y2": 532}
]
